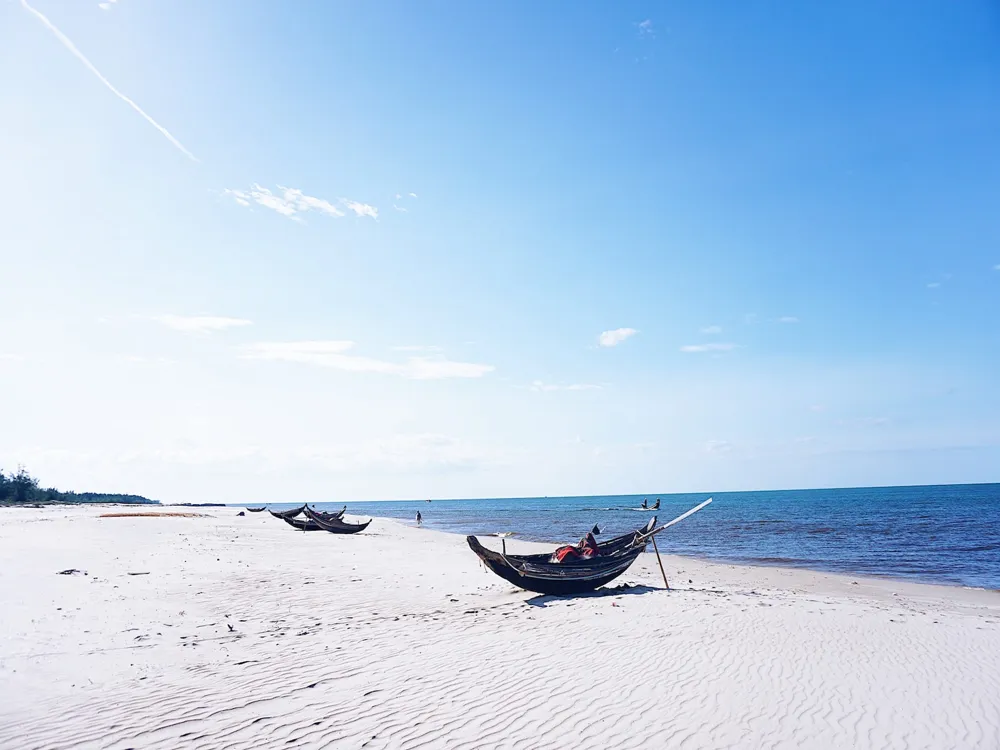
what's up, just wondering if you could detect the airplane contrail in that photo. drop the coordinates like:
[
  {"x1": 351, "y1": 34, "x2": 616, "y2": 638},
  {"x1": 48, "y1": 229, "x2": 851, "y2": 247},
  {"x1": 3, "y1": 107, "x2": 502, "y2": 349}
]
[{"x1": 20, "y1": 0, "x2": 198, "y2": 162}]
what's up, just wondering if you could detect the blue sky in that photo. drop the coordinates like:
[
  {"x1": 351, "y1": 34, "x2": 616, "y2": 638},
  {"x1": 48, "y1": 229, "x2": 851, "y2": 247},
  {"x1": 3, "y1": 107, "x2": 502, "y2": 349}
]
[{"x1": 2, "y1": 1, "x2": 998, "y2": 502}]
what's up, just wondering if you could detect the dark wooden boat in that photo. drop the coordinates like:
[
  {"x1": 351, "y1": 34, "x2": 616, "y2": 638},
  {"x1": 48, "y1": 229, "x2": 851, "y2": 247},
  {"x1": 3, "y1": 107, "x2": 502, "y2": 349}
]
[
  {"x1": 245, "y1": 506, "x2": 266, "y2": 513},
  {"x1": 467, "y1": 518, "x2": 656, "y2": 596},
  {"x1": 281, "y1": 515, "x2": 324, "y2": 531},
  {"x1": 309, "y1": 505, "x2": 346, "y2": 520},
  {"x1": 269, "y1": 505, "x2": 306, "y2": 520},
  {"x1": 304, "y1": 507, "x2": 371, "y2": 534}
]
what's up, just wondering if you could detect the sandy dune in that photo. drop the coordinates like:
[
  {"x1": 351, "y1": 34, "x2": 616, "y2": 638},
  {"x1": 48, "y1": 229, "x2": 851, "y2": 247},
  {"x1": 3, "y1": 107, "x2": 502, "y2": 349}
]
[{"x1": 1, "y1": 506, "x2": 998, "y2": 749}]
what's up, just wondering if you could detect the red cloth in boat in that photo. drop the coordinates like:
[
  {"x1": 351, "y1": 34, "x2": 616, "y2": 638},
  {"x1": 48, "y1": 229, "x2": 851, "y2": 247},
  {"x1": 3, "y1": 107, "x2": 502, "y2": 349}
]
[{"x1": 551, "y1": 532, "x2": 599, "y2": 563}]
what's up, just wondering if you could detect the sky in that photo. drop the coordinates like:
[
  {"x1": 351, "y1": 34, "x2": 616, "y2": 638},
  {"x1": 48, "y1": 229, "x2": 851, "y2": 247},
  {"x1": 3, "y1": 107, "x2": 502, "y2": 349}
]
[{"x1": 1, "y1": 1, "x2": 999, "y2": 503}]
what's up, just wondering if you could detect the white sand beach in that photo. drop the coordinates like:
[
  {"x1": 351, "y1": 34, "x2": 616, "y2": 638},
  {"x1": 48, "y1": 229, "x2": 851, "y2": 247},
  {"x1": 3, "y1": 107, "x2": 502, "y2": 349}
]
[{"x1": 1, "y1": 506, "x2": 999, "y2": 749}]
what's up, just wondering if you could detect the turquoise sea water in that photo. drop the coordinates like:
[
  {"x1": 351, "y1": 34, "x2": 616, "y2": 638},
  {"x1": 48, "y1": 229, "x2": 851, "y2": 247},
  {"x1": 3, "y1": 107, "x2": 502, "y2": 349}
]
[{"x1": 268, "y1": 483, "x2": 1000, "y2": 590}]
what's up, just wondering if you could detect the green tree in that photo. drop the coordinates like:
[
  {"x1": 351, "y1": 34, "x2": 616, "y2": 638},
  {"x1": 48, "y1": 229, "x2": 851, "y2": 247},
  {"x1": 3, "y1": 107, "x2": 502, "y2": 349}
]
[{"x1": 11, "y1": 465, "x2": 40, "y2": 504}]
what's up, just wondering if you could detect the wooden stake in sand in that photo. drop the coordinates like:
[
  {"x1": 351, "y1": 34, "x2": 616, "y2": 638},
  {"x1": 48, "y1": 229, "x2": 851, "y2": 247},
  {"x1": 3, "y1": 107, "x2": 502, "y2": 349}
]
[
  {"x1": 651, "y1": 534, "x2": 669, "y2": 590},
  {"x1": 635, "y1": 497, "x2": 714, "y2": 591}
]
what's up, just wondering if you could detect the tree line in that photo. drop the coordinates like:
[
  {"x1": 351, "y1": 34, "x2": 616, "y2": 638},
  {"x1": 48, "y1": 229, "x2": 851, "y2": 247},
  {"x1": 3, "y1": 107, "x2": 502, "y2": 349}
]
[{"x1": 0, "y1": 465, "x2": 157, "y2": 506}]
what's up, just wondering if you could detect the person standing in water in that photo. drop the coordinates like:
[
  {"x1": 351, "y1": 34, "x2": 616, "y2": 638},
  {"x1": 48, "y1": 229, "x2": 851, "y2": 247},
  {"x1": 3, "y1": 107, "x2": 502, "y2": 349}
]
[{"x1": 416, "y1": 510, "x2": 422, "y2": 525}]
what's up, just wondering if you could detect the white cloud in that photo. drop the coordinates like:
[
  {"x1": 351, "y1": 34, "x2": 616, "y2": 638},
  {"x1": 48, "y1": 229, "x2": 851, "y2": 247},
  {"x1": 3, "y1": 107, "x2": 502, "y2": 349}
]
[
  {"x1": 341, "y1": 199, "x2": 379, "y2": 219},
  {"x1": 700, "y1": 325, "x2": 722, "y2": 334},
  {"x1": 926, "y1": 282, "x2": 941, "y2": 289},
  {"x1": 224, "y1": 185, "x2": 380, "y2": 221},
  {"x1": 528, "y1": 381, "x2": 602, "y2": 392},
  {"x1": 98, "y1": 1, "x2": 114, "y2": 9},
  {"x1": 680, "y1": 342, "x2": 738, "y2": 353},
  {"x1": 776, "y1": 316, "x2": 799, "y2": 323},
  {"x1": 393, "y1": 204, "x2": 408, "y2": 212},
  {"x1": 392, "y1": 345, "x2": 443, "y2": 352},
  {"x1": 242, "y1": 341, "x2": 494, "y2": 380},
  {"x1": 224, "y1": 184, "x2": 349, "y2": 221},
  {"x1": 598, "y1": 327, "x2": 638, "y2": 347},
  {"x1": 705, "y1": 439, "x2": 733, "y2": 453},
  {"x1": 408, "y1": 192, "x2": 418, "y2": 198},
  {"x1": 154, "y1": 315, "x2": 252, "y2": 334},
  {"x1": 637, "y1": 19, "x2": 654, "y2": 37},
  {"x1": 21, "y1": 0, "x2": 197, "y2": 161}
]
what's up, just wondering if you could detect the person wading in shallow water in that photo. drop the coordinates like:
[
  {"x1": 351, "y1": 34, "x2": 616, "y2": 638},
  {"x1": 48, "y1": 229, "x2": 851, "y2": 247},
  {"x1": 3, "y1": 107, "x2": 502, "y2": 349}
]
[{"x1": 416, "y1": 511, "x2": 422, "y2": 525}]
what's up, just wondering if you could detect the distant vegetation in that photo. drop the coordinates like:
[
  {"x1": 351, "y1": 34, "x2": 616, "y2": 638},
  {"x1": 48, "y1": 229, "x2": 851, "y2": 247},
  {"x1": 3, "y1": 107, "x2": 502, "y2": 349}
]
[{"x1": 0, "y1": 465, "x2": 158, "y2": 506}]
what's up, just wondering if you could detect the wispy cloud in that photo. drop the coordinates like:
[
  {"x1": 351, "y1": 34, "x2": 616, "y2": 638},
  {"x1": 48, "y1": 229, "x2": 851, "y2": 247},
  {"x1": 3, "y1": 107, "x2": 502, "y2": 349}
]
[
  {"x1": 993, "y1": 264, "x2": 1000, "y2": 271},
  {"x1": 392, "y1": 192, "x2": 417, "y2": 213},
  {"x1": 242, "y1": 341, "x2": 494, "y2": 380},
  {"x1": 225, "y1": 185, "x2": 379, "y2": 221},
  {"x1": 776, "y1": 316, "x2": 799, "y2": 323},
  {"x1": 680, "y1": 342, "x2": 738, "y2": 353},
  {"x1": 341, "y1": 199, "x2": 379, "y2": 219},
  {"x1": 528, "y1": 381, "x2": 602, "y2": 392},
  {"x1": 926, "y1": 282, "x2": 941, "y2": 289},
  {"x1": 154, "y1": 315, "x2": 252, "y2": 334},
  {"x1": 705, "y1": 439, "x2": 733, "y2": 453},
  {"x1": 391, "y1": 345, "x2": 444, "y2": 353},
  {"x1": 21, "y1": 0, "x2": 197, "y2": 161},
  {"x1": 700, "y1": 325, "x2": 722, "y2": 335},
  {"x1": 98, "y1": 0, "x2": 118, "y2": 10},
  {"x1": 637, "y1": 19, "x2": 654, "y2": 37},
  {"x1": 598, "y1": 328, "x2": 638, "y2": 347},
  {"x1": 224, "y1": 184, "x2": 352, "y2": 221}
]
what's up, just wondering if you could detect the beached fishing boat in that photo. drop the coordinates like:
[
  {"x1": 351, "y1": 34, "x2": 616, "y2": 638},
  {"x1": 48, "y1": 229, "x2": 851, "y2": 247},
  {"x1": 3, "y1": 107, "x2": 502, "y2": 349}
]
[
  {"x1": 304, "y1": 507, "x2": 371, "y2": 534},
  {"x1": 269, "y1": 505, "x2": 306, "y2": 520},
  {"x1": 468, "y1": 499, "x2": 713, "y2": 595},
  {"x1": 467, "y1": 518, "x2": 657, "y2": 595},
  {"x1": 282, "y1": 515, "x2": 323, "y2": 531},
  {"x1": 309, "y1": 505, "x2": 346, "y2": 520},
  {"x1": 245, "y1": 506, "x2": 266, "y2": 513}
]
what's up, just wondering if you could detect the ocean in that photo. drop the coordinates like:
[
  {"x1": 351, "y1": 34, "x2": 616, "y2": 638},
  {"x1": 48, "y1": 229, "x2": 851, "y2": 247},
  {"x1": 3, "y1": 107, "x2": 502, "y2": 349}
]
[{"x1": 275, "y1": 483, "x2": 1000, "y2": 590}]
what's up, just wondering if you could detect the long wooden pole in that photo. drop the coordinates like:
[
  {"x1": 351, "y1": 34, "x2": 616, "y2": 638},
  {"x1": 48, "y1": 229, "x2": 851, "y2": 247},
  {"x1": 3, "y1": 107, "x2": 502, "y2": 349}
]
[{"x1": 651, "y1": 534, "x2": 669, "y2": 590}]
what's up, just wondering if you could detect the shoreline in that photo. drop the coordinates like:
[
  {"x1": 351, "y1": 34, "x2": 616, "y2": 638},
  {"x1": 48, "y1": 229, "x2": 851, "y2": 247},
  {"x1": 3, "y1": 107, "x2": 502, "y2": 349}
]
[
  {"x1": 295, "y1": 502, "x2": 1000, "y2": 595},
  {"x1": 8, "y1": 500, "x2": 998, "y2": 594}
]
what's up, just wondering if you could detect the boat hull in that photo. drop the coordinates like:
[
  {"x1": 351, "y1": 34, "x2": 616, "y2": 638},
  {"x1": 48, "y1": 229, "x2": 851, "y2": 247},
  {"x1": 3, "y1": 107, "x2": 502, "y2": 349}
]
[{"x1": 466, "y1": 534, "x2": 647, "y2": 596}]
